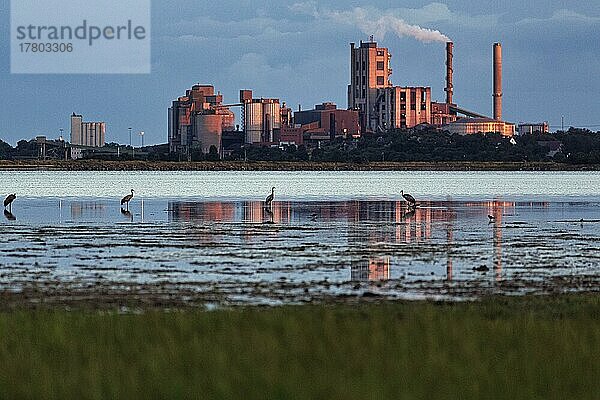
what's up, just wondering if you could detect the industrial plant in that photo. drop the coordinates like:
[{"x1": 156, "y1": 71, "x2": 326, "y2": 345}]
[
  {"x1": 70, "y1": 113, "x2": 106, "y2": 148},
  {"x1": 168, "y1": 38, "x2": 525, "y2": 157}
]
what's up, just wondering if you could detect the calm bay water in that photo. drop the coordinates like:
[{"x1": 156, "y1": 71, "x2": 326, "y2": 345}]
[
  {"x1": 1, "y1": 170, "x2": 599, "y2": 200},
  {"x1": 1, "y1": 171, "x2": 599, "y2": 304}
]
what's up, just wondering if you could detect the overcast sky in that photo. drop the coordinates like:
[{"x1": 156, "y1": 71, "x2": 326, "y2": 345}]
[{"x1": 1, "y1": 0, "x2": 599, "y2": 145}]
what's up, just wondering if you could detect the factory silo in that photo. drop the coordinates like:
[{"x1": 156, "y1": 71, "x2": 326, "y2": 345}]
[
  {"x1": 262, "y1": 100, "x2": 281, "y2": 143},
  {"x1": 245, "y1": 102, "x2": 264, "y2": 144},
  {"x1": 195, "y1": 114, "x2": 223, "y2": 154},
  {"x1": 244, "y1": 99, "x2": 281, "y2": 144}
]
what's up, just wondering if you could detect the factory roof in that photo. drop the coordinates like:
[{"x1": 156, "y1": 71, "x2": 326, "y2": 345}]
[{"x1": 453, "y1": 117, "x2": 501, "y2": 124}]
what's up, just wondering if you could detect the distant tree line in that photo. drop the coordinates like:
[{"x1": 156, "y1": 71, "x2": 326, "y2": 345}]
[
  {"x1": 222, "y1": 128, "x2": 600, "y2": 164},
  {"x1": 0, "y1": 139, "x2": 45, "y2": 159},
  {"x1": 1, "y1": 128, "x2": 599, "y2": 164}
]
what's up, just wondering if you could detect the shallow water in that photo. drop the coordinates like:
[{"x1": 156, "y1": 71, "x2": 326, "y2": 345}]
[
  {"x1": 1, "y1": 171, "x2": 599, "y2": 304},
  {"x1": 1, "y1": 170, "x2": 600, "y2": 200}
]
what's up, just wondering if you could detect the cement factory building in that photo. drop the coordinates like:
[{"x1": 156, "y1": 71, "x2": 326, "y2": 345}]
[
  {"x1": 168, "y1": 85, "x2": 235, "y2": 155},
  {"x1": 70, "y1": 113, "x2": 106, "y2": 147},
  {"x1": 348, "y1": 39, "x2": 515, "y2": 136},
  {"x1": 240, "y1": 90, "x2": 360, "y2": 147},
  {"x1": 348, "y1": 40, "x2": 445, "y2": 132},
  {"x1": 240, "y1": 90, "x2": 283, "y2": 144},
  {"x1": 168, "y1": 39, "x2": 518, "y2": 156}
]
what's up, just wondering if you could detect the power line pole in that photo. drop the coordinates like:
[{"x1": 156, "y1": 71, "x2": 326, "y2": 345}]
[{"x1": 129, "y1": 127, "x2": 134, "y2": 158}]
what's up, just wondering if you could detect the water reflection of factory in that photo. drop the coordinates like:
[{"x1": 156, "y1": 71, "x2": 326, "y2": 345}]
[
  {"x1": 346, "y1": 200, "x2": 533, "y2": 282},
  {"x1": 351, "y1": 257, "x2": 391, "y2": 282},
  {"x1": 70, "y1": 201, "x2": 106, "y2": 219},
  {"x1": 347, "y1": 201, "x2": 455, "y2": 282},
  {"x1": 168, "y1": 201, "x2": 298, "y2": 224},
  {"x1": 168, "y1": 199, "x2": 542, "y2": 283}
]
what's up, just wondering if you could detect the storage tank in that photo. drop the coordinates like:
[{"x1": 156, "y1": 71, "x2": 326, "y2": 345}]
[
  {"x1": 219, "y1": 110, "x2": 236, "y2": 131},
  {"x1": 245, "y1": 102, "x2": 264, "y2": 144},
  {"x1": 195, "y1": 114, "x2": 223, "y2": 154},
  {"x1": 262, "y1": 101, "x2": 281, "y2": 143},
  {"x1": 244, "y1": 100, "x2": 281, "y2": 144}
]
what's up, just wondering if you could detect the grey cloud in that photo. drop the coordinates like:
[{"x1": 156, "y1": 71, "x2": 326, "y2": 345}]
[
  {"x1": 290, "y1": 2, "x2": 500, "y2": 29},
  {"x1": 515, "y1": 9, "x2": 600, "y2": 25}
]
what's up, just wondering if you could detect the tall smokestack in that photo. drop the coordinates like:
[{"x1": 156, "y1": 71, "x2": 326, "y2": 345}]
[
  {"x1": 445, "y1": 42, "x2": 454, "y2": 104},
  {"x1": 493, "y1": 43, "x2": 502, "y2": 121}
]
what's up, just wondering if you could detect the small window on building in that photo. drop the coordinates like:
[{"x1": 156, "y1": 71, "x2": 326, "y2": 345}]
[
  {"x1": 381, "y1": 104, "x2": 386, "y2": 111},
  {"x1": 377, "y1": 50, "x2": 384, "y2": 56},
  {"x1": 400, "y1": 93, "x2": 406, "y2": 101},
  {"x1": 377, "y1": 76, "x2": 385, "y2": 85},
  {"x1": 356, "y1": 62, "x2": 360, "y2": 71},
  {"x1": 362, "y1": 89, "x2": 366, "y2": 97},
  {"x1": 377, "y1": 61, "x2": 385, "y2": 70},
  {"x1": 411, "y1": 104, "x2": 416, "y2": 111},
  {"x1": 400, "y1": 104, "x2": 406, "y2": 111},
  {"x1": 421, "y1": 104, "x2": 427, "y2": 111},
  {"x1": 362, "y1": 62, "x2": 366, "y2": 70}
]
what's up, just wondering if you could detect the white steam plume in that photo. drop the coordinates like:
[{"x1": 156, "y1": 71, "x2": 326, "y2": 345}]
[
  {"x1": 321, "y1": 7, "x2": 451, "y2": 43},
  {"x1": 368, "y1": 15, "x2": 451, "y2": 43}
]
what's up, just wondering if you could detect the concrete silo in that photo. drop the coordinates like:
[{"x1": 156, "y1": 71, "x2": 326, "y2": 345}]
[{"x1": 195, "y1": 114, "x2": 223, "y2": 154}]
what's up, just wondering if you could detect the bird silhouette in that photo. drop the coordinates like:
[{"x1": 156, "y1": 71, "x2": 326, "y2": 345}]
[
  {"x1": 121, "y1": 189, "x2": 134, "y2": 211},
  {"x1": 4, "y1": 194, "x2": 16, "y2": 212},
  {"x1": 400, "y1": 190, "x2": 416, "y2": 208},
  {"x1": 265, "y1": 187, "x2": 275, "y2": 209}
]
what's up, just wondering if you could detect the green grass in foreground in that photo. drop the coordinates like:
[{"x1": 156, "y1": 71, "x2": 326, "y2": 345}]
[{"x1": 0, "y1": 295, "x2": 599, "y2": 399}]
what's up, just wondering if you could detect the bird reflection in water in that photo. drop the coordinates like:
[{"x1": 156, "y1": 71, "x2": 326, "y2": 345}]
[
  {"x1": 3, "y1": 209, "x2": 16, "y2": 221},
  {"x1": 263, "y1": 207, "x2": 274, "y2": 224},
  {"x1": 120, "y1": 208, "x2": 133, "y2": 222},
  {"x1": 403, "y1": 207, "x2": 416, "y2": 220}
]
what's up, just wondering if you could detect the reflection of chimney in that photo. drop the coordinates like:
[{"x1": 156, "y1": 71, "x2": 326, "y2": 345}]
[
  {"x1": 445, "y1": 42, "x2": 454, "y2": 104},
  {"x1": 493, "y1": 43, "x2": 502, "y2": 121}
]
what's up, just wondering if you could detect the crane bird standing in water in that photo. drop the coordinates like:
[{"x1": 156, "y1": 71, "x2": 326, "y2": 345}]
[
  {"x1": 3, "y1": 194, "x2": 16, "y2": 212},
  {"x1": 265, "y1": 187, "x2": 275, "y2": 210},
  {"x1": 121, "y1": 189, "x2": 134, "y2": 211},
  {"x1": 400, "y1": 190, "x2": 416, "y2": 208}
]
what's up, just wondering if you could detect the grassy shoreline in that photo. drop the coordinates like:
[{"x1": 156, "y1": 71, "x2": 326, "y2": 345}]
[
  {"x1": 1, "y1": 159, "x2": 600, "y2": 171},
  {"x1": 0, "y1": 294, "x2": 598, "y2": 399}
]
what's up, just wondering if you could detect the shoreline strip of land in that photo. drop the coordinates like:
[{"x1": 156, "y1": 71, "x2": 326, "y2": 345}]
[{"x1": 1, "y1": 160, "x2": 600, "y2": 171}]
